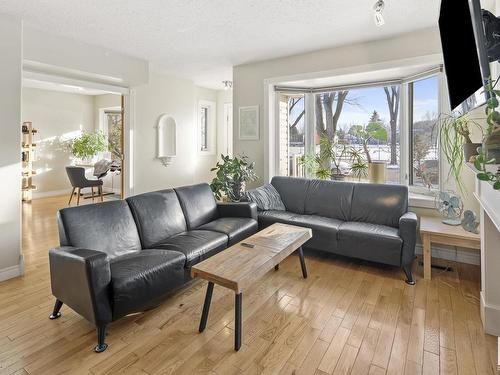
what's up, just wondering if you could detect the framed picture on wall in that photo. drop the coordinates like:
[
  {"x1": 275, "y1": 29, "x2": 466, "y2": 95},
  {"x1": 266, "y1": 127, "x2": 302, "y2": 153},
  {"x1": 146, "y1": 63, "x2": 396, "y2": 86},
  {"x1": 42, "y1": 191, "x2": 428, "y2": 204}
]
[{"x1": 239, "y1": 105, "x2": 259, "y2": 140}]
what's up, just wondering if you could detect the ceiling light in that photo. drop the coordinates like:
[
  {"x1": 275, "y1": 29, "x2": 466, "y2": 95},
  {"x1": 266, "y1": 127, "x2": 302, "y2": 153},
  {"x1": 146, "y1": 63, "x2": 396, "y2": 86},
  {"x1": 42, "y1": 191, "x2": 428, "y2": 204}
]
[
  {"x1": 373, "y1": 0, "x2": 385, "y2": 27},
  {"x1": 223, "y1": 80, "x2": 233, "y2": 91}
]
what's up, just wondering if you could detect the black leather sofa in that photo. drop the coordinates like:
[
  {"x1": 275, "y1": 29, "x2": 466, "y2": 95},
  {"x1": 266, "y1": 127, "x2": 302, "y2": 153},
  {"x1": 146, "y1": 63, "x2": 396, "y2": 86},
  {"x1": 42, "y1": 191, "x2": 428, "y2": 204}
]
[
  {"x1": 48, "y1": 183, "x2": 257, "y2": 352},
  {"x1": 256, "y1": 177, "x2": 418, "y2": 284}
]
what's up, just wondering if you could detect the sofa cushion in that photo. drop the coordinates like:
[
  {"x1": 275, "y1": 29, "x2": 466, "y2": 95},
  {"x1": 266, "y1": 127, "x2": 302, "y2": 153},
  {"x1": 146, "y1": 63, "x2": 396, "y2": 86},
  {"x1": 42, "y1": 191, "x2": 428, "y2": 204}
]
[
  {"x1": 258, "y1": 210, "x2": 300, "y2": 228},
  {"x1": 198, "y1": 218, "x2": 258, "y2": 246},
  {"x1": 270, "y1": 176, "x2": 310, "y2": 214},
  {"x1": 110, "y1": 249, "x2": 186, "y2": 319},
  {"x1": 126, "y1": 189, "x2": 187, "y2": 248},
  {"x1": 152, "y1": 230, "x2": 228, "y2": 267},
  {"x1": 303, "y1": 179, "x2": 354, "y2": 221},
  {"x1": 350, "y1": 183, "x2": 408, "y2": 228},
  {"x1": 337, "y1": 221, "x2": 403, "y2": 266},
  {"x1": 175, "y1": 183, "x2": 218, "y2": 229},
  {"x1": 244, "y1": 184, "x2": 286, "y2": 211},
  {"x1": 291, "y1": 215, "x2": 343, "y2": 252},
  {"x1": 58, "y1": 200, "x2": 141, "y2": 259}
]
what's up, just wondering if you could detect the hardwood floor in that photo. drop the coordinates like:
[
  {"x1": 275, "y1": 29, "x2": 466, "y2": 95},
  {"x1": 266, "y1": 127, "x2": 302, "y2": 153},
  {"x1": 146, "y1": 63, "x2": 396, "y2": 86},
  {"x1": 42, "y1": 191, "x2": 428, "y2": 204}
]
[{"x1": 0, "y1": 195, "x2": 497, "y2": 374}]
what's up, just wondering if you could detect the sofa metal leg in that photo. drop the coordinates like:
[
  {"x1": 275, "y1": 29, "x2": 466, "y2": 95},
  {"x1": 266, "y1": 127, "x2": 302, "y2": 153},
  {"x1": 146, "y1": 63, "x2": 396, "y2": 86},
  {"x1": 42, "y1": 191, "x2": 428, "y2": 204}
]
[
  {"x1": 274, "y1": 264, "x2": 279, "y2": 271},
  {"x1": 49, "y1": 299, "x2": 63, "y2": 319},
  {"x1": 403, "y1": 266, "x2": 415, "y2": 285},
  {"x1": 199, "y1": 281, "x2": 214, "y2": 333},
  {"x1": 298, "y1": 246, "x2": 308, "y2": 279},
  {"x1": 94, "y1": 325, "x2": 108, "y2": 353}
]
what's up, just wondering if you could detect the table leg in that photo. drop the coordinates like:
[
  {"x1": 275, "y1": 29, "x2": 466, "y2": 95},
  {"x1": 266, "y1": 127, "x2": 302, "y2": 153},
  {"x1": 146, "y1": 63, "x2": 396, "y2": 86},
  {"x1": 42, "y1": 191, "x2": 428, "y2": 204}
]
[
  {"x1": 235, "y1": 292, "x2": 242, "y2": 351},
  {"x1": 199, "y1": 282, "x2": 214, "y2": 332},
  {"x1": 298, "y1": 246, "x2": 307, "y2": 279},
  {"x1": 423, "y1": 234, "x2": 431, "y2": 280}
]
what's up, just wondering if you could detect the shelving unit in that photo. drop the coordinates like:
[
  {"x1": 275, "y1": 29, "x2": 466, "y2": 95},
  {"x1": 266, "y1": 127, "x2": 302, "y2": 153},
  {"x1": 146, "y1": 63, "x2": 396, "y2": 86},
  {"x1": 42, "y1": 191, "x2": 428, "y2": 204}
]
[{"x1": 21, "y1": 121, "x2": 37, "y2": 202}]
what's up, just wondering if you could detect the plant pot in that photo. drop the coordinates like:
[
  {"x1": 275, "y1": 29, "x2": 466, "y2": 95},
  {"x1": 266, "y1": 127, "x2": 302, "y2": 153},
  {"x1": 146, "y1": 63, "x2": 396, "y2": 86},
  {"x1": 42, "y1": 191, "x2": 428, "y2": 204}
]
[
  {"x1": 331, "y1": 174, "x2": 346, "y2": 181},
  {"x1": 463, "y1": 143, "x2": 481, "y2": 163},
  {"x1": 483, "y1": 133, "x2": 500, "y2": 164},
  {"x1": 368, "y1": 162, "x2": 386, "y2": 183},
  {"x1": 229, "y1": 181, "x2": 245, "y2": 202}
]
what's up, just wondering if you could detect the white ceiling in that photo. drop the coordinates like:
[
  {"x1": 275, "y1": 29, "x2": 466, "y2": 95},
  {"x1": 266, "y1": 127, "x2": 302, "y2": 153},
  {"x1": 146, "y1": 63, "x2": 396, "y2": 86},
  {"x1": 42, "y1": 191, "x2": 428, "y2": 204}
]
[{"x1": 0, "y1": 0, "x2": 440, "y2": 89}]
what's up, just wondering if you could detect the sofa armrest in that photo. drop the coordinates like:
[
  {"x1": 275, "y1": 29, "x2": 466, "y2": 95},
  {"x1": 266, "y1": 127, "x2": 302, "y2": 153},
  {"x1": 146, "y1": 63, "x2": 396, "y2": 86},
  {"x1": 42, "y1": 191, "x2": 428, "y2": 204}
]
[
  {"x1": 49, "y1": 246, "x2": 112, "y2": 325},
  {"x1": 399, "y1": 212, "x2": 418, "y2": 267},
  {"x1": 217, "y1": 202, "x2": 258, "y2": 220}
]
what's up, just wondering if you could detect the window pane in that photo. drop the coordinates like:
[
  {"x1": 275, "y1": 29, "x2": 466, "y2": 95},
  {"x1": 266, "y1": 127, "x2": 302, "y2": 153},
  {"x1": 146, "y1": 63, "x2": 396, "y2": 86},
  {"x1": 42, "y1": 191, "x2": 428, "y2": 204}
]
[
  {"x1": 200, "y1": 107, "x2": 208, "y2": 151},
  {"x1": 313, "y1": 86, "x2": 401, "y2": 184},
  {"x1": 288, "y1": 95, "x2": 305, "y2": 177},
  {"x1": 105, "y1": 111, "x2": 122, "y2": 161},
  {"x1": 411, "y1": 76, "x2": 439, "y2": 191}
]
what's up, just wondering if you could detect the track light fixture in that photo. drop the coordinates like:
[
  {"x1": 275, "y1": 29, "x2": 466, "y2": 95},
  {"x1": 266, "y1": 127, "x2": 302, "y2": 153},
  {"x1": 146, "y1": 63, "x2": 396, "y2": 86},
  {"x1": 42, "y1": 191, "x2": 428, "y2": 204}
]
[
  {"x1": 374, "y1": 0, "x2": 385, "y2": 27},
  {"x1": 223, "y1": 80, "x2": 233, "y2": 90}
]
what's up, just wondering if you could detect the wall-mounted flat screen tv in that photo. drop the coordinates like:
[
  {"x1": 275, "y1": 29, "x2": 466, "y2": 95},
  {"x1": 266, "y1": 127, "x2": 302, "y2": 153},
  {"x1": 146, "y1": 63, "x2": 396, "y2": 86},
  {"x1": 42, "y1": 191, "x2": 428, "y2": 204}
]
[{"x1": 439, "y1": 0, "x2": 491, "y2": 113}]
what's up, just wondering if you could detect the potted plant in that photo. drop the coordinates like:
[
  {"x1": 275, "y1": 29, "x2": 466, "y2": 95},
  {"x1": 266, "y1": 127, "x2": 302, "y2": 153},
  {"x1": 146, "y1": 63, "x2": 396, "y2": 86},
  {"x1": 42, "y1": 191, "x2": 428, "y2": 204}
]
[
  {"x1": 70, "y1": 131, "x2": 108, "y2": 164},
  {"x1": 300, "y1": 135, "x2": 362, "y2": 181},
  {"x1": 439, "y1": 114, "x2": 484, "y2": 193},
  {"x1": 210, "y1": 155, "x2": 258, "y2": 201},
  {"x1": 348, "y1": 122, "x2": 388, "y2": 183},
  {"x1": 482, "y1": 78, "x2": 500, "y2": 163}
]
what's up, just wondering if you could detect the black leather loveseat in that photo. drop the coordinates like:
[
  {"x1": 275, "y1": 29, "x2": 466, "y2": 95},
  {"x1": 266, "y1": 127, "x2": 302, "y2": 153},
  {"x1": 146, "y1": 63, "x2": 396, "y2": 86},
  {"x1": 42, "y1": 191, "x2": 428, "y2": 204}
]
[
  {"x1": 48, "y1": 183, "x2": 257, "y2": 352},
  {"x1": 255, "y1": 177, "x2": 417, "y2": 284}
]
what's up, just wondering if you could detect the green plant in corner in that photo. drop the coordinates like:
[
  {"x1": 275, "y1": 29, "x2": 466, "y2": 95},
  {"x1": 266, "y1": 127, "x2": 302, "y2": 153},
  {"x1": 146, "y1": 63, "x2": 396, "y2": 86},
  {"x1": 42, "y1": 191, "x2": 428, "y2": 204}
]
[
  {"x1": 70, "y1": 131, "x2": 108, "y2": 160},
  {"x1": 439, "y1": 113, "x2": 481, "y2": 193},
  {"x1": 474, "y1": 77, "x2": 500, "y2": 190},
  {"x1": 210, "y1": 155, "x2": 258, "y2": 201}
]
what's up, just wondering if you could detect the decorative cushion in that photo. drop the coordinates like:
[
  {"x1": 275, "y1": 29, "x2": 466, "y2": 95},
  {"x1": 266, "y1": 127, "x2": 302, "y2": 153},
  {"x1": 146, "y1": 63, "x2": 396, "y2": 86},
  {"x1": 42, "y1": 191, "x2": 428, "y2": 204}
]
[{"x1": 244, "y1": 184, "x2": 286, "y2": 211}]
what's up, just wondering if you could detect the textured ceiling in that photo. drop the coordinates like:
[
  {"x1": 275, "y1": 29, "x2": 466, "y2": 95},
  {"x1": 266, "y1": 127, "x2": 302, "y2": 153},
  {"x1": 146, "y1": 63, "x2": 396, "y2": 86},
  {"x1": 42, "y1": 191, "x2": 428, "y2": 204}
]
[{"x1": 0, "y1": 0, "x2": 440, "y2": 89}]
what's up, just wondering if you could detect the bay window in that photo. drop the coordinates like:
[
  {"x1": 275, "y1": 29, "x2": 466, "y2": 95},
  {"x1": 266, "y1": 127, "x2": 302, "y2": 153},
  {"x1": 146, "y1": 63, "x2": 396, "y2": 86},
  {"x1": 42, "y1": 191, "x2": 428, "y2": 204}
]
[{"x1": 275, "y1": 68, "x2": 442, "y2": 202}]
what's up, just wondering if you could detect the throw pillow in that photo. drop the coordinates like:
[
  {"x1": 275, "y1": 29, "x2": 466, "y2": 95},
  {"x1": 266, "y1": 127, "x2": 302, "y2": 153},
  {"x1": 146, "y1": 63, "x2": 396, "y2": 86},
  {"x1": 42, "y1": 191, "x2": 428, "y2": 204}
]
[{"x1": 244, "y1": 184, "x2": 286, "y2": 211}]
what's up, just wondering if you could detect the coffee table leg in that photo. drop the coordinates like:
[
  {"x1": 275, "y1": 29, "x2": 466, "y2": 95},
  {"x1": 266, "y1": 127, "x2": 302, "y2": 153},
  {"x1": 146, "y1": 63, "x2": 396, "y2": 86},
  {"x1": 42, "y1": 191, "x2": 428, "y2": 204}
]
[
  {"x1": 235, "y1": 292, "x2": 242, "y2": 351},
  {"x1": 199, "y1": 281, "x2": 214, "y2": 333},
  {"x1": 298, "y1": 246, "x2": 307, "y2": 279}
]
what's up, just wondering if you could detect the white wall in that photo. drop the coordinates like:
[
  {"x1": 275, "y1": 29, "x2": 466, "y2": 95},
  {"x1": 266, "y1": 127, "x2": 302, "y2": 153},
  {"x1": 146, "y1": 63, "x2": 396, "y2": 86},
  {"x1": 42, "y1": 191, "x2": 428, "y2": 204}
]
[
  {"x1": 216, "y1": 89, "x2": 233, "y2": 158},
  {"x1": 233, "y1": 27, "x2": 442, "y2": 187},
  {"x1": 0, "y1": 14, "x2": 22, "y2": 280},
  {"x1": 132, "y1": 71, "x2": 219, "y2": 194},
  {"x1": 94, "y1": 94, "x2": 121, "y2": 129},
  {"x1": 23, "y1": 27, "x2": 148, "y2": 87},
  {"x1": 22, "y1": 88, "x2": 95, "y2": 196}
]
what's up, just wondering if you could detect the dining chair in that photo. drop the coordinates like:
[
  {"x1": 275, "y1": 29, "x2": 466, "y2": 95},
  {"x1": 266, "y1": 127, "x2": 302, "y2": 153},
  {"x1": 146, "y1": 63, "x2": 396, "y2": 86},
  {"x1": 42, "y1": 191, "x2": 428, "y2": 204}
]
[{"x1": 66, "y1": 166, "x2": 104, "y2": 206}]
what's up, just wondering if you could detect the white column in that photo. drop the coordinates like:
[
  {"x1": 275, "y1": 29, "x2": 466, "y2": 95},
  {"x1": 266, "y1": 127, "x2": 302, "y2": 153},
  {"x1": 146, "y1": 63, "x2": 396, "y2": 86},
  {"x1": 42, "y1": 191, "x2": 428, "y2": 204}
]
[{"x1": 0, "y1": 14, "x2": 23, "y2": 281}]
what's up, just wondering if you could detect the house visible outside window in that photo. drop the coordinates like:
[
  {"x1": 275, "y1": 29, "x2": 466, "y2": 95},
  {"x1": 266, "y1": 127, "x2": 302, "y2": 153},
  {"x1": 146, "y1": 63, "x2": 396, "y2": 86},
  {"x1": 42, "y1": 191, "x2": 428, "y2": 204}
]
[{"x1": 276, "y1": 69, "x2": 442, "y2": 203}]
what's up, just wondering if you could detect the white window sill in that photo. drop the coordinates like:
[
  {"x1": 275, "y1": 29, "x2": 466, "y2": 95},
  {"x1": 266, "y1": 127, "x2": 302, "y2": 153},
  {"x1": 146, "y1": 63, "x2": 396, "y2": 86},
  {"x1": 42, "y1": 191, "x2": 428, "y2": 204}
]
[{"x1": 409, "y1": 193, "x2": 436, "y2": 209}]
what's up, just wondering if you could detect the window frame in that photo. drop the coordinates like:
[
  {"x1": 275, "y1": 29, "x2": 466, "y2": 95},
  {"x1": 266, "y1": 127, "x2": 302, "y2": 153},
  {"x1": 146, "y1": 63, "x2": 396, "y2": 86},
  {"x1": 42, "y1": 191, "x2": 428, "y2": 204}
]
[
  {"x1": 198, "y1": 100, "x2": 216, "y2": 155},
  {"x1": 405, "y1": 72, "x2": 442, "y2": 196},
  {"x1": 274, "y1": 68, "x2": 443, "y2": 207}
]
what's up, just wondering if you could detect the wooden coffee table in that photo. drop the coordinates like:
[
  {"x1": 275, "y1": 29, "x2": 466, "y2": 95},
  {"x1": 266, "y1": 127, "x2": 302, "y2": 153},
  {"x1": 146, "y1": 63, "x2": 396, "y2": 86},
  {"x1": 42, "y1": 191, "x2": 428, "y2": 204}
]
[{"x1": 191, "y1": 223, "x2": 312, "y2": 350}]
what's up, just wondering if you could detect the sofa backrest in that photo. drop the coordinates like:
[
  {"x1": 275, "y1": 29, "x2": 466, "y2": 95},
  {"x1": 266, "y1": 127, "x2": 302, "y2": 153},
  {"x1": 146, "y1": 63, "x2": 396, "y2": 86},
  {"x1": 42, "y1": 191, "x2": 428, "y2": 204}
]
[
  {"x1": 174, "y1": 183, "x2": 218, "y2": 229},
  {"x1": 270, "y1": 176, "x2": 310, "y2": 214},
  {"x1": 126, "y1": 189, "x2": 188, "y2": 248},
  {"x1": 350, "y1": 183, "x2": 408, "y2": 228},
  {"x1": 57, "y1": 200, "x2": 142, "y2": 258},
  {"x1": 303, "y1": 179, "x2": 355, "y2": 221}
]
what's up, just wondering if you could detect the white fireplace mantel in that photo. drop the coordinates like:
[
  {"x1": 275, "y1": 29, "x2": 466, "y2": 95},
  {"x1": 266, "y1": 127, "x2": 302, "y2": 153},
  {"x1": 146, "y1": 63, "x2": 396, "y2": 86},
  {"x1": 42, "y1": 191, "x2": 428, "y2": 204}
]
[{"x1": 474, "y1": 173, "x2": 500, "y2": 335}]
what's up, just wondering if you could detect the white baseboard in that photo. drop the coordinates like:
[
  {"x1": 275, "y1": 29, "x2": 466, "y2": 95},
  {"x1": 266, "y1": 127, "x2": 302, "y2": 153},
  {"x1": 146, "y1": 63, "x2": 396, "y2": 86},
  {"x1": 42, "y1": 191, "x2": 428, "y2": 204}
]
[
  {"x1": 415, "y1": 243, "x2": 480, "y2": 265},
  {"x1": 0, "y1": 261, "x2": 24, "y2": 282},
  {"x1": 481, "y1": 291, "x2": 500, "y2": 336}
]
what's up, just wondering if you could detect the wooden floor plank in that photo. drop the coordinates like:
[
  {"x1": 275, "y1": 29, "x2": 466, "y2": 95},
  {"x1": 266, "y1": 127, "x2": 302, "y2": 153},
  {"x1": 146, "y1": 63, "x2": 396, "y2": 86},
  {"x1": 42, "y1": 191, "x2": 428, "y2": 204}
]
[{"x1": 0, "y1": 195, "x2": 493, "y2": 375}]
